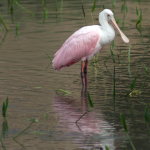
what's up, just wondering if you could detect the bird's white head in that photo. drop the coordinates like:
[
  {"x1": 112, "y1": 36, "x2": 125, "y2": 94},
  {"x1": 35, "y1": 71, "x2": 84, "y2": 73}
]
[{"x1": 99, "y1": 9, "x2": 129, "y2": 43}]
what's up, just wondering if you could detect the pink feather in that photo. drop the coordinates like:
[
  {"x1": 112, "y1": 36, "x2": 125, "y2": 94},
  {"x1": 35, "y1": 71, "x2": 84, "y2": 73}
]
[{"x1": 52, "y1": 26, "x2": 100, "y2": 70}]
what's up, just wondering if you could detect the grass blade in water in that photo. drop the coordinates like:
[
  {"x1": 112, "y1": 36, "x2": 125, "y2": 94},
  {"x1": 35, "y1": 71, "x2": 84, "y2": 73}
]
[
  {"x1": 144, "y1": 106, "x2": 150, "y2": 123},
  {"x1": 87, "y1": 92, "x2": 94, "y2": 108},
  {"x1": 56, "y1": 89, "x2": 71, "y2": 96},
  {"x1": 91, "y1": 0, "x2": 97, "y2": 12},
  {"x1": 2, "y1": 97, "x2": 9, "y2": 118},
  {"x1": 120, "y1": 113, "x2": 128, "y2": 132}
]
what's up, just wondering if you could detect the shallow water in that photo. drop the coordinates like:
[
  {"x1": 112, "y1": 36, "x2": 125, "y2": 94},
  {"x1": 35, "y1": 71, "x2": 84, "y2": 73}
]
[{"x1": 0, "y1": 0, "x2": 150, "y2": 150}]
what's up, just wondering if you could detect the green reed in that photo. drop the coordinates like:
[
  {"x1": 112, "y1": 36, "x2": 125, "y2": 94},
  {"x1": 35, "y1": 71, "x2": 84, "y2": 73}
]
[
  {"x1": 128, "y1": 46, "x2": 131, "y2": 76},
  {"x1": 81, "y1": 0, "x2": 85, "y2": 19},
  {"x1": 110, "y1": 41, "x2": 116, "y2": 64},
  {"x1": 15, "y1": 23, "x2": 20, "y2": 35},
  {"x1": 121, "y1": 0, "x2": 128, "y2": 15},
  {"x1": 113, "y1": 66, "x2": 116, "y2": 110},
  {"x1": 87, "y1": 92, "x2": 94, "y2": 108},
  {"x1": 105, "y1": 145, "x2": 110, "y2": 150},
  {"x1": 128, "y1": 77, "x2": 142, "y2": 97},
  {"x1": 0, "y1": 15, "x2": 8, "y2": 32},
  {"x1": 120, "y1": 113, "x2": 137, "y2": 150},
  {"x1": 56, "y1": 89, "x2": 71, "y2": 96},
  {"x1": 144, "y1": 106, "x2": 150, "y2": 123},
  {"x1": 2, "y1": 97, "x2": 9, "y2": 118},
  {"x1": 143, "y1": 65, "x2": 149, "y2": 75},
  {"x1": 121, "y1": 0, "x2": 128, "y2": 28},
  {"x1": 41, "y1": 0, "x2": 49, "y2": 22},
  {"x1": 136, "y1": 7, "x2": 142, "y2": 32},
  {"x1": 7, "y1": 0, "x2": 33, "y2": 16},
  {"x1": 91, "y1": 0, "x2": 97, "y2": 13}
]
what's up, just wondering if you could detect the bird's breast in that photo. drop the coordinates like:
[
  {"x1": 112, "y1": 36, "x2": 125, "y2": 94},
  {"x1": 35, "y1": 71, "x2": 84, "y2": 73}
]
[{"x1": 100, "y1": 27, "x2": 115, "y2": 45}]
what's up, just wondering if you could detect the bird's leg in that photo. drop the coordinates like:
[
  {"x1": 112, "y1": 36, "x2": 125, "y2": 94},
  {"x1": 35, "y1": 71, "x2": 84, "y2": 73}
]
[
  {"x1": 81, "y1": 60, "x2": 88, "y2": 87},
  {"x1": 84, "y1": 59, "x2": 88, "y2": 74},
  {"x1": 81, "y1": 61, "x2": 85, "y2": 79}
]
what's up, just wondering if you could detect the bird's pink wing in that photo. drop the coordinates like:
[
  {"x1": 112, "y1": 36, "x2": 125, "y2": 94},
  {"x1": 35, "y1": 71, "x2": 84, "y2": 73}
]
[{"x1": 52, "y1": 30, "x2": 99, "y2": 70}]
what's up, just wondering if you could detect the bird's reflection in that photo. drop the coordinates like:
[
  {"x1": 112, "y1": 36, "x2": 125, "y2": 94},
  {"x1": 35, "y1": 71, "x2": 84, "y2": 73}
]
[{"x1": 53, "y1": 85, "x2": 115, "y2": 150}]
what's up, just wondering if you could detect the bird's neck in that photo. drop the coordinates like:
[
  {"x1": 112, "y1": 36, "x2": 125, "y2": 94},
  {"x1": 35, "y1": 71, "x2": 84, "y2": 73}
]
[{"x1": 99, "y1": 19, "x2": 115, "y2": 45}]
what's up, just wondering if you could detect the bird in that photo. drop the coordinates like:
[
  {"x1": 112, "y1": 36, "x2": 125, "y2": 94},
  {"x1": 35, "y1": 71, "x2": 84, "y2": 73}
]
[{"x1": 52, "y1": 9, "x2": 129, "y2": 86}]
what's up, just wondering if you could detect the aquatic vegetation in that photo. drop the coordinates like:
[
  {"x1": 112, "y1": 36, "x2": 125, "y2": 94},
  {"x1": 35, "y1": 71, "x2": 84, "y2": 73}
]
[
  {"x1": 56, "y1": 89, "x2": 71, "y2": 96},
  {"x1": 41, "y1": 0, "x2": 49, "y2": 22},
  {"x1": 144, "y1": 106, "x2": 150, "y2": 123},
  {"x1": 2, "y1": 97, "x2": 9, "y2": 118},
  {"x1": 1, "y1": 119, "x2": 9, "y2": 139},
  {"x1": 15, "y1": 23, "x2": 20, "y2": 36},
  {"x1": 120, "y1": 113, "x2": 128, "y2": 131},
  {"x1": 81, "y1": 0, "x2": 85, "y2": 19},
  {"x1": 136, "y1": 7, "x2": 142, "y2": 32},
  {"x1": 129, "y1": 89, "x2": 141, "y2": 97},
  {"x1": 128, "y1": 46, "x2": 131, "y2": 76},
  {"x1": 120, "y1": 114, "x2": 137, "y2": 150},
  {"x1": 113, "y1": 66, "x2": 116, "y2": 110},
  {"x1": 0, "y1": 15, "x2": 8, "y2": 32},
  {"x1": 121, "y1": 0, "x2": 128, "y2": 15},
  {"x1": 110, "y1": 41, "x2": 116, "y2": 63},
  {"x1": 87, "y1": 92, "x2": 94, "y2": 108},
  {"x1": 7, "y1": 0, "x2": 33, "y2": 15},
  {"x1": 130, "y1": 77, "x2": 137, "y2": 91},
  {"x1": 112, "y1": 0, "x2": 116, "y2": 8},
  {"x1": 143, "y1": 65, "x2": 149, "y2": 75},
  {"x1": 105, "y1": 145, "x2": 110, "y2": 150},
  {"x1": 91, "y1": 0, "x2": 97, "y2": 13}
]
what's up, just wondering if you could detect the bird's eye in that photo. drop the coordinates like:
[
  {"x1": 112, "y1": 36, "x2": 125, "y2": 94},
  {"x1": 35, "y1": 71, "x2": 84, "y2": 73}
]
[{"x1": 107, "y1": 14, "x2": 110, "y2": 17}]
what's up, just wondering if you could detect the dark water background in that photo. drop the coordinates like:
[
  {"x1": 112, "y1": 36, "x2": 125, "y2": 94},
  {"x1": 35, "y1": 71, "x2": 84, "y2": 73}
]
[{"x1": 0, "y1": 0, "x2": 149, "y2": 150}]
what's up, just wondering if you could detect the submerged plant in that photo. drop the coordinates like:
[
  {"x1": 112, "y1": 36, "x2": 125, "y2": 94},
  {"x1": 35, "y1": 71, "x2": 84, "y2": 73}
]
[
  {"x1": 120, "y1": 114, "x2": 137, "y2": 150},
  {"x1": 105, "y1": 145, "x2": 110, "y2": 150},
  {"x1": 121, "y1": 0, "x2": 128, "y2": 15},
  {"x1": 2, "y1": 97, "x2": 9, "y2": 118},
  {"x1": 56, "y1": 89, "x2": 71, "y2": 96},
  {"x1": 129, "y1": 89, "x2": 141, "y2": 97},
  {"x1": 128, "y1": 46, "x2": 131, "y2": 75},
  {"x1": 91, "y1": 0, "x2": 97, "y2": 13},
  {"x1": 7, "y1": 0, "x2": 33, "y2": 16},
  {"x1": 110, "y1": 41, "x2": 116, "y2": 63},
  {"x1": 136, "y1": 7, "x2": 142, "y2": 32},
  {"x1": 0, "y1": 14, "x2": 8, "y2": 32},
  {"x1": 144, "y1": 106, "x2": 150, "y2": 123},
  {"x1": 87, "y1": 92, "x2": 94, "y2": 108}
]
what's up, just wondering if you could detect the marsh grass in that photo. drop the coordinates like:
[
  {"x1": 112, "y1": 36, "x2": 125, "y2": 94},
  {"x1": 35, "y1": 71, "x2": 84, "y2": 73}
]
[
  {"x1": 121, "y1": 0, "x2": 128, "y2": 28},
  {"x1": 128, "y1": 46, "x2": 131, "y2": 76},
  {"x1": 110, "y1": 41, "x2": 116, "y2": 64},
  {"x1": 105, "y1": 145, "x2": 110, "y2": 150},
  {"x1": 56, "y1": 89, "x2": 71, "y2": 96},
  {"x1": 7, "y1": 0, "x2": 33, "y2": 16},
  {"x1": 128, "y1": 77, "x2": 142, "y2": 97},
  {"x1": 112, "y1": 0, "x2": 116, "y2": 8},
  {"x1": 136, "y1": 7, "x2": 142, "y2": 33},
  {"x1": 41, "y1": 0, "x2": 49, "y2": 22},
  {"x1": 15, "y1": 23, "x2": 20, "y2": 36},
  {"x1": 113, "y1": 66, "x2": 116, "y2": 110},
  {"x1": 144, "y1": 106, "x2": 150, "y2": 123},
  {"x1": 0, "y1": 15, "x2": 8, "y2": 32},
  {"x1": 120, "y1": 113, "x2": 137, "y2": 150},
  {"x1": 87, "y1": 92, "x2": 94, "y2": 108},
  {"x1": 2, "y1": 97, "x2": 9, "y2": 118}
]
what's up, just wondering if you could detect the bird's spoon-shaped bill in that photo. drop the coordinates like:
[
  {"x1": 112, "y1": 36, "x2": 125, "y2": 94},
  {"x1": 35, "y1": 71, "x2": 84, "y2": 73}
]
[{"x1": 110, "y1": 17, "x2": 129, "y2": 43}]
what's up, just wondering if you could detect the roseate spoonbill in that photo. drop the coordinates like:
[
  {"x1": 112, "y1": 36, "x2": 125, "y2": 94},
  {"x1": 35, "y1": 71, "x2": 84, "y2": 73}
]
[{"x1": 52, "y1": 9, "x2": 129, "y2": 85}]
